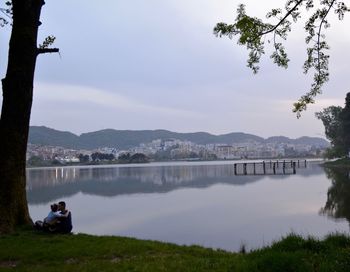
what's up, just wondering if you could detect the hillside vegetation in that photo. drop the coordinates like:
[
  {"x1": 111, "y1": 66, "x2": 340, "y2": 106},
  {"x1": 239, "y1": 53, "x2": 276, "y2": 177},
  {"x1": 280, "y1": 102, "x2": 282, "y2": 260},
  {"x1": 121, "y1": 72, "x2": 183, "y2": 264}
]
[{"x1": 28, "y1": 126, "x2": 329, "y2": 150}]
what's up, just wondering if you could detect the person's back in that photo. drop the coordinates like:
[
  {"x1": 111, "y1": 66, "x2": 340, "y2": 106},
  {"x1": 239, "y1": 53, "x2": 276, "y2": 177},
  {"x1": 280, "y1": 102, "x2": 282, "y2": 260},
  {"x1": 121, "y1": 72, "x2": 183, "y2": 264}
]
[
  {"x1": 58, "y1": 210, "x2": 72, "y2": 233},
  {"x1": 56, "y1": 201, "x2": 73, "y2": 233}
]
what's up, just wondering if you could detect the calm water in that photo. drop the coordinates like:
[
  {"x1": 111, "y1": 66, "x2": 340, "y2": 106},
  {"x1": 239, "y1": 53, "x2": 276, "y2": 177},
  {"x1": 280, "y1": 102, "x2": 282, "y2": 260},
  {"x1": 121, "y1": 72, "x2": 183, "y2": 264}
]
[{"x1": 27, "y1": 161, "x2": 350, "y2": 251}]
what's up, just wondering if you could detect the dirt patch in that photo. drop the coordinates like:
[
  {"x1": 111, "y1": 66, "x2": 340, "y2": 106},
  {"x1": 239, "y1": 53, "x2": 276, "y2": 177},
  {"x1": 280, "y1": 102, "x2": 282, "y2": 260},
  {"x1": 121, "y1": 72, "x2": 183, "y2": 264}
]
[
  {"x1": 111, "y1": 257, "x2": 121, "y2": 263},
  {"x1": 65, "y1": 258, "x2": 78, "y2": 264},
  {"x1": 0, "y1": 261, "x2": 19, "y2": 268}
]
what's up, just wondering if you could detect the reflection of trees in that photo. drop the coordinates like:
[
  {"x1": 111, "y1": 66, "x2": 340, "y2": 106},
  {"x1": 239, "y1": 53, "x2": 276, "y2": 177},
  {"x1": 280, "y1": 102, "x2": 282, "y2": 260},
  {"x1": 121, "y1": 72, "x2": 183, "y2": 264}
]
[
  {"x1": 26, "y1": 163, "x2": 324, "y2": 205},
  {"x1": 27, "y1": 165, "x2": 249, "y2": 188},
  {"x1": 320, "y1": 167, "x2": 350, "y2": 223},
  {"x1": 27, "y1": 165, "x2": 262, "y2": 204}
]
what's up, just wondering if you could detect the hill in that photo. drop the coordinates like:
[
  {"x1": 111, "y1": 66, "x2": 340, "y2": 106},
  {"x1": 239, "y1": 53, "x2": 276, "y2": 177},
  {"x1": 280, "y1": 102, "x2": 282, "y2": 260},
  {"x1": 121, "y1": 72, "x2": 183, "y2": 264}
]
[
  {"x1": 265, "y1": 136, "x2": 328, "y2": 146},
  {"x1": 28, "y1": 126, "x2": 329, "y2": 150},
  {"x1": 28, "y1": 126, "x2": 80, "y2": 148}
]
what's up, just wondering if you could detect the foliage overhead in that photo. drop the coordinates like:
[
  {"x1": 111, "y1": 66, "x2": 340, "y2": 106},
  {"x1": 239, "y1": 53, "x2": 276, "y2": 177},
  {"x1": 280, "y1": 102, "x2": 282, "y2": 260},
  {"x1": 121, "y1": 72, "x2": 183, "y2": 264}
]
[
  {"x1": 0, "y1": 1, "x2": 11, "y2": 27},
  {"x1": 38, "y1": 35, "x2": 56, "y2": 49},
  {"x1": 1, "y1": 1, "x2": 56, "y2": 54},
  {"x1": 214, "y1": 0, "x2": 350, "y2": 117}
]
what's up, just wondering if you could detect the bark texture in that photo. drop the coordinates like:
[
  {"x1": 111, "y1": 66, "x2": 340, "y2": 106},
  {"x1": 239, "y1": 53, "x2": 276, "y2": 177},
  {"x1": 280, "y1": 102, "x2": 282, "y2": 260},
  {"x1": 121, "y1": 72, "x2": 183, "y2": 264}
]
[{"x1": 0, "y1": 0, "x2": 45, "y2": 233}]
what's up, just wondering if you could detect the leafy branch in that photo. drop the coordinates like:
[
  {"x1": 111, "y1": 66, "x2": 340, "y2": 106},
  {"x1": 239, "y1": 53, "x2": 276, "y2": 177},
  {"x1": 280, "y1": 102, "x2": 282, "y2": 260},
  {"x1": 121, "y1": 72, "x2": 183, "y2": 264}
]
[
  {"x1": 38, "y1": 35, "x2": 59, "y2": 55},
  {"x1": 214, "y1": 0, "x2": 350, "y2": 117},
  {"x1": 1, "y1": 1, "x2": 59, "y2": 55},
  {"x1": 0, "y1": 1, "x2": 12, "y2": 27}
]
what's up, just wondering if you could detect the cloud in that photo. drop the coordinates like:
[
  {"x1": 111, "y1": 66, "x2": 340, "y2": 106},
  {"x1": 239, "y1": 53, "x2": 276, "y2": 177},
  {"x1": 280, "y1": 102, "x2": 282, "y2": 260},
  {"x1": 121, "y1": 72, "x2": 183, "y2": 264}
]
[
  {"x1": 30, "y1": 82, "x2": 212, "y2": 134},
  {"x1": 2, "y1": 0, "x2": 348, "y2": 139},
  {"x1": 33, "y1": 82, "x2": 203, "y2": 119},
  {"x1": 28, "y1": 79, "x2": 328, "y2": 138}
]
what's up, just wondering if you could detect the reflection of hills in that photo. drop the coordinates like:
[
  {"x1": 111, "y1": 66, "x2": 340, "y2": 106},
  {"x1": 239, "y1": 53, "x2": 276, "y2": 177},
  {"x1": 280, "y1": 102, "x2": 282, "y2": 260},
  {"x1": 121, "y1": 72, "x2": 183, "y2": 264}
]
[{"x1": 27, "y1": 163, "x2": 324, "y2": 205}]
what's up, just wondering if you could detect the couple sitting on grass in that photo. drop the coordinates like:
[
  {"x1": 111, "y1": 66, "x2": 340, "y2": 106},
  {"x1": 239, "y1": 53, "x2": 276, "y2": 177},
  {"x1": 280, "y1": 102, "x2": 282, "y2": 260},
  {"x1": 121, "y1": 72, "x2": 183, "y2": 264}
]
[{"x1": 35, "y1": 201, "x2": 72, "y2": 234}]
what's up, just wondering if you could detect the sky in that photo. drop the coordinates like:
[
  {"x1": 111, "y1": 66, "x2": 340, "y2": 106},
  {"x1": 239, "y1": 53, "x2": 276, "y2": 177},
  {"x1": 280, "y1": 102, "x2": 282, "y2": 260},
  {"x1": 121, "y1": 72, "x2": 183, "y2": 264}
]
[{"x1": 1, "y1": 0, "x2": 350, "y2": 138}]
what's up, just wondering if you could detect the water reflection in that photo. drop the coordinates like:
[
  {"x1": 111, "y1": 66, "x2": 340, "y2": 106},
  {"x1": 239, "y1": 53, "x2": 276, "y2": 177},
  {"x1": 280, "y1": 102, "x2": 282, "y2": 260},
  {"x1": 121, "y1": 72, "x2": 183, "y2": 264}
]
[
  {"x1": 27, "y1": 162, "x2": 323, "y2": 205},
  {"x1": 321, "y1": 167, "x2": 350, "y2": 224},
  {"x1": 27, "y1": 162, "x2": 349, "y2": 251},
  {"x1": 27, "y1": 164, "x2": 259, "y2": 204}
]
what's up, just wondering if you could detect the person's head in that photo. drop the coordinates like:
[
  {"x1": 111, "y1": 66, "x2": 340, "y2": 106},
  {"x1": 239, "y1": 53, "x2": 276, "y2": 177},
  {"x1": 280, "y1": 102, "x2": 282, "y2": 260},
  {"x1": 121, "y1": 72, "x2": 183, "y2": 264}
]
[
  {"x1": 50, "y1": 203, "x2": 58, "y2": 212},
  {"x1": 58, "y1": 201, "x2": 66, "y2": 211}
]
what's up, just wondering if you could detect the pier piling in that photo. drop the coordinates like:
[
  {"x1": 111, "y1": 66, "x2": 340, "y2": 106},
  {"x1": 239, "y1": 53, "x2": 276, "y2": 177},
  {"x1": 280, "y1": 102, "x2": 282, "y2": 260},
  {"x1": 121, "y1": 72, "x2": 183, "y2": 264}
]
[{"x1": 233, "y1": 160, "x2": 306, "y2": 175}]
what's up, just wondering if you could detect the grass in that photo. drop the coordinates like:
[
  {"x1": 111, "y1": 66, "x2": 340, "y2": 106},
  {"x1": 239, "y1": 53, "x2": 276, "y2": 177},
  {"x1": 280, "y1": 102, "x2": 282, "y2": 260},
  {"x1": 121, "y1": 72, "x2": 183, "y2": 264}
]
[
  {"x1": 323, "y1": 157, "x2": 350, "y2": 168},
  {"x1": 0, "y1": 231, "x2": 350, "y2": 271}
]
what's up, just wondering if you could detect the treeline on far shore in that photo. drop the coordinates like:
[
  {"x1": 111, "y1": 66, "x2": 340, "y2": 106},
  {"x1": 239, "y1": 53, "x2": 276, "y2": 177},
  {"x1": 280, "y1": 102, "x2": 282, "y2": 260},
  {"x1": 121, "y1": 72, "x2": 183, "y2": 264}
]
[
  {"x1": 26, "y1": 152, "x2": 150, "y2": 167},
  {"x1": 26, "y1": 153, "x2": 327, "y2": 168}
]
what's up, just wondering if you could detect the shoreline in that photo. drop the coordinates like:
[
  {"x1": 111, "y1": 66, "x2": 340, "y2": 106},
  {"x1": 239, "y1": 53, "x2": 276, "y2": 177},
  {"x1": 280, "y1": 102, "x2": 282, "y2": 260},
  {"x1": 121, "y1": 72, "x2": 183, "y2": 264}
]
[
  {"x1": 26, "y1": 157, "x2": 325, "y2": 170},
  {"x1": 322, "y1": 157, "x2": 350, "y2": 168}
]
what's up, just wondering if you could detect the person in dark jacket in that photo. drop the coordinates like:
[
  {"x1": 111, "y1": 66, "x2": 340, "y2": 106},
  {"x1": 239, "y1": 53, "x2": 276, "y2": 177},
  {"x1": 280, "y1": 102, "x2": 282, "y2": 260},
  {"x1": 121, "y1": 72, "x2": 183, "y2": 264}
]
[{"x1": 55, "y1": 201, "x2": 73, "y2": 234}]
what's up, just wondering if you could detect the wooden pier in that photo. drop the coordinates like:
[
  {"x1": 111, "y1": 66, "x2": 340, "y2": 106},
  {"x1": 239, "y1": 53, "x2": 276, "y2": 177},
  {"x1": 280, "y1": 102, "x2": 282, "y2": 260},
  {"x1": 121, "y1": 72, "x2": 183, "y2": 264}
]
[{"x1": 234, "y1": 160, "x2": 307, "y2": 175}]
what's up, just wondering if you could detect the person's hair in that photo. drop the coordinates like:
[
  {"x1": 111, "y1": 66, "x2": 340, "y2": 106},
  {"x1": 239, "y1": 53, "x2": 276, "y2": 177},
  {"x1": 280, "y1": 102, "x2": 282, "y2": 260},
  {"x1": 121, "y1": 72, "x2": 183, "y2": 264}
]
[
  {"x1": 50, "y1": 203, "x2": 58, "y2": 212},
  {"x1": 58, "y1": 201, "x2": 66, "y2": 209}
]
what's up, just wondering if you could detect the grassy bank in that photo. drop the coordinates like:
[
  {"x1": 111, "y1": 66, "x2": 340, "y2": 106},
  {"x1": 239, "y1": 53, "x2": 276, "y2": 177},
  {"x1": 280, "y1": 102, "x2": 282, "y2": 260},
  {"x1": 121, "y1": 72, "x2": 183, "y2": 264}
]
[
  {"x1": 1, "y1": 231, "x2": 350, "y2": 271},
  {"x1": 323, "y1": 158, "x2": 350, "y2": 168}
]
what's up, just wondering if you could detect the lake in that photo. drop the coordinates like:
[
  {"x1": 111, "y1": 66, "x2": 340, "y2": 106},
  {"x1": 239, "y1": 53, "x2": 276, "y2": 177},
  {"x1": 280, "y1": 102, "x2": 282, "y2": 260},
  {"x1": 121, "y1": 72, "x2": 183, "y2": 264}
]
[{"x1": 27, "y1": 161, "x2": 350, "y2": 252}]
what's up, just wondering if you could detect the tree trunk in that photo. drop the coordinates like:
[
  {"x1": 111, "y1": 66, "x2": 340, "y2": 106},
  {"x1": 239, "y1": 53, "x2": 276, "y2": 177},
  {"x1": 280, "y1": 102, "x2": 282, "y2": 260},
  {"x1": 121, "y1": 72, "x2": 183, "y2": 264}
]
[{"x1": 0, "y1": 0, "x2": 45, "y2": 233}]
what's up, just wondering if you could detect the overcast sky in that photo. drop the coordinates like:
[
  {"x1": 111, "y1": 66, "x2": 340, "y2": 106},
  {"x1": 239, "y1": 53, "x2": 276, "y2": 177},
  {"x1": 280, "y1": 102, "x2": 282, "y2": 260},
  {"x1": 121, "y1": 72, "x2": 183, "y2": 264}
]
[{"x1": 1, "y1": 0, "x2": 350, "y2": 138}]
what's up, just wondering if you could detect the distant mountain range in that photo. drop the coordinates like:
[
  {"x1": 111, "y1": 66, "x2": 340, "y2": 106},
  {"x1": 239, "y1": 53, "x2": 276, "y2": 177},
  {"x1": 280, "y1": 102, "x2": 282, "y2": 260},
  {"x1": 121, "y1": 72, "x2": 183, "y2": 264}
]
[{"x1": 28, "y1": 126, "x2": 330, "y2": 150}]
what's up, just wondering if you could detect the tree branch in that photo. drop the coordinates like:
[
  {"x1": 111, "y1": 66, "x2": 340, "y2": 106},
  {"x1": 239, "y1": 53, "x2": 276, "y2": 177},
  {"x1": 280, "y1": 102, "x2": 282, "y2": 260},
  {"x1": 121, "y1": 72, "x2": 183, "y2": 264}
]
[
  {"x1": 37, "y1": 48, "x2": 59, "y2": 55},
  {"x1": 316, "y1": 0, "x2": 336, "y2": 72},
  {"x1": 0, "y1": 10, "x2": 11, "y2": 20},
  {"x1": 260, "y1": 0, "x2": 304, "y2": 36}
]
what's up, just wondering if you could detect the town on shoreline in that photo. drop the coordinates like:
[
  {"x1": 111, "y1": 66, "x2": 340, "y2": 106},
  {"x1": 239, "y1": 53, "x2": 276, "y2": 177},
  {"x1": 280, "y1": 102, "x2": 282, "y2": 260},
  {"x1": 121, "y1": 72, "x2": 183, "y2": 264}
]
[{"x1": 27, "y1": 136, "x2": 327, "y2": 167}]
